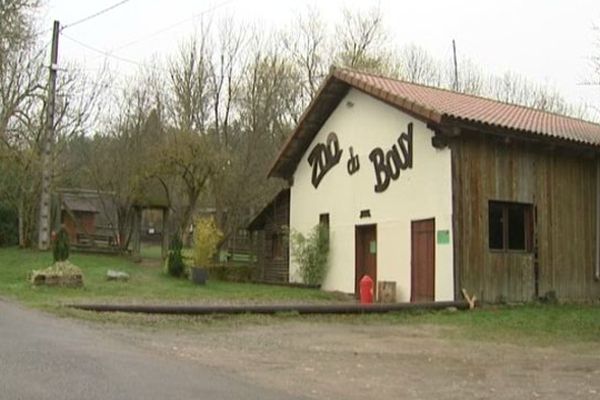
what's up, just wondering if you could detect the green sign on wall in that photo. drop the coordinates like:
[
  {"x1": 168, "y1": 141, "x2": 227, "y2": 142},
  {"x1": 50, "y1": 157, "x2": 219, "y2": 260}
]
[{"x1": 437, "y1": 230, "x2": 450, "y2": 245}]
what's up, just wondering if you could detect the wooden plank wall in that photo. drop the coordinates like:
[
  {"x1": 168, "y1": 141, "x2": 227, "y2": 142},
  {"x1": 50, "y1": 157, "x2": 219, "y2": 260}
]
[
  {"x1": 62, "y1": 211, "x2": 96, "y2": 244},
  {"x1": 257, "y1": 190, "x2": 290, "y2": 283},
  {"x1": 453, "y1": 134, "x2": 600, "y2": 302}
]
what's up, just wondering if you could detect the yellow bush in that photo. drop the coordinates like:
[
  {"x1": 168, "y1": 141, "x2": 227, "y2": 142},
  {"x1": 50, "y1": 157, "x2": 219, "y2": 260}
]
[{"x1": 192, "y1": 216, "x2": 223, "y2": 267}]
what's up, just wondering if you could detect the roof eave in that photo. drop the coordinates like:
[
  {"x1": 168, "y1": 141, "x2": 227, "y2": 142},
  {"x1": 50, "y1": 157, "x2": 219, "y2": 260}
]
[{"x1": 443, "y1": 115, "x2": 600, "y2": 151}]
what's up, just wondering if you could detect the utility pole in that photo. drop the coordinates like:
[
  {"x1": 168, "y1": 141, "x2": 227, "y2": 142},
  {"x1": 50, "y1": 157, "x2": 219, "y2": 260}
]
[
  {"x1": 38, "y1": 20, "x2": 60, "y2": 250},
  {"x1": 452, "y1": 39, "x2": 459, "y2": 92}
]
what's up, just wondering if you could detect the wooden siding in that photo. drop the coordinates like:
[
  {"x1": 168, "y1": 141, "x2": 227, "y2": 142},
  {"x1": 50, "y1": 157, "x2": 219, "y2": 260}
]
[
  {"x1": 453, "y1": 133, "x2": 600, "y2": 302},
  {"x1": 62, "y1": 211, "x2": 96, "y2": 244},
  {"x1": 252, "y1": 190, "x2": 290, "y2": 283}
]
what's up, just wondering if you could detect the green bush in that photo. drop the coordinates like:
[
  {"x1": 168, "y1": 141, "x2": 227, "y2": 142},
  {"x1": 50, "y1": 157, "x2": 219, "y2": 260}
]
[
  {"x1": 167, "y1": 234, "x2": 185, "y2": 277},
  {"x1": 290, "y1": 223, "x2": 329, "y2": 286},
  {"x1": 192, "y1": 217, "x2": 223, "y2": 267},
  {"x1": 52, "y1": 227, "x2": 70, "y2": 262}
]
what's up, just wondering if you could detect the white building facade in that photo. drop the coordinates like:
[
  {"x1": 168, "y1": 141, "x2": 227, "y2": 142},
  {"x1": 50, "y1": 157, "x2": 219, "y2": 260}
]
[{"x1": 289, "y1": 88, "x2": 455, "y2": 302}]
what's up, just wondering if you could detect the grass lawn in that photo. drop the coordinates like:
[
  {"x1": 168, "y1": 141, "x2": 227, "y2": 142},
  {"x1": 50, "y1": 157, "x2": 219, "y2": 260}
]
[
  {"x1": 1, "y1": 246, "x2": 599, "y2": 346},
  {"x1": 0, "y1": 247, "x2": 341, "y2": 308},
  {"x1": 350, "y1": 303, "x2": 600, "y2": 345}
]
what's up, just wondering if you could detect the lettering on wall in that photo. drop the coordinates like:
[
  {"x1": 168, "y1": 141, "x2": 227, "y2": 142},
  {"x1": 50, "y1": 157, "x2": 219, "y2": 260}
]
[
  {"x1": 347, "y1": 146, "x2": 360, "y2": 175},
  {"x1": 368, "y1": 122, "x2": 414, "y2": 193},
  {"x1": 307, "y1": 132, "x2": 343, "y2": 188},
  {"x1": 306, "y1": 122, "x2": 415, "y2": 192}
]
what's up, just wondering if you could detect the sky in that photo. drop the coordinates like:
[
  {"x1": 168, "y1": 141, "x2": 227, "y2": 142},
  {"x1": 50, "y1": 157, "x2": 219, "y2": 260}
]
[{"x1": 39, "y1": 0, "x2": 600, "y2": 114}]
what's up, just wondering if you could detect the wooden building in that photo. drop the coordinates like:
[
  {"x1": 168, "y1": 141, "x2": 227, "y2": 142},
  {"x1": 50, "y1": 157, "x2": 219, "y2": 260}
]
[
  {"x1": 58, "y1": 186, "x2": 170, "y2": 258},
  {"x1": 59, "y1": 189, "x2": 117, "y2": 247},
  {"x1": 247, "y1": 189, "x2": 290, "y2": 283},
  {"x1": 263, "y1": 67, "x2": 600, "y2": 303}
]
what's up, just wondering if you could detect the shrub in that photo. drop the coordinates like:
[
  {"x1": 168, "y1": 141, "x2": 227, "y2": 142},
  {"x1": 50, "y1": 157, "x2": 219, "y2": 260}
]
[
  {"x1": 192, "y1": 217, "x2": 223, "y2": 267},
  {"x1": 52, "y1": 227, "x2": 70, "y2": 262},
  {"x1": 290, "y1": 223, "x2": 329, "y2": 286},
  {"x1": 167, "y1": 234, "x2": 185, "y2": 277}
]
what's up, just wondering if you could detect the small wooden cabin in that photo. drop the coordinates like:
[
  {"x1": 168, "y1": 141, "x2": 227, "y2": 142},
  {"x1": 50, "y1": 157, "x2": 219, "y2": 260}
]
[
  {"x1": 61, "y1": 197, "x2": 98, "y2": 244},
  {"x1": 58, "y1": 189, "x2": 122, "y2": 252}
]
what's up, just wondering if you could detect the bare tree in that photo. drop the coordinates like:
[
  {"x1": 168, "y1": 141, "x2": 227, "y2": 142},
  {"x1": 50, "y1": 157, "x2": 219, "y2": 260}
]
[
  {"x1": 1, "y1": 0, "x2": 110, "y2": 246},
  {"x1": 453, "y1": 57, "x2": 486, "y2": 95},
  {"x1": 334, "y1": 7, "x2": 395, "y2": 75},
  {"x1": 212, "y1": 34, "x2": 299, "y2": 238},
  {"x1": 0, "y1": 0, "x2": 40, "y2": 53},
  {"x1": 396, "y1": 43, "x2": 587, "y2": 118},
  {"x1": 0, "y1": 0, "x2": 44, "y2": 144},
  {"x1": 398, "y1": 44, "x2": 443, "y2": 86},
  {"x1": 484, "y1": 71, "x2": 575, "y2": 115},
  {"x1": 83, "y1": 73, "x2": 158, "y2": 250},
  {"x1": 282, "y1": 7, "x2": 331, "y2": 108},
  {"x1": 167, "y1": 28, "x2": 211, "y2": 133},
  {"x1": 208, "y1": 16, "x2": 245, "y2": 147}
]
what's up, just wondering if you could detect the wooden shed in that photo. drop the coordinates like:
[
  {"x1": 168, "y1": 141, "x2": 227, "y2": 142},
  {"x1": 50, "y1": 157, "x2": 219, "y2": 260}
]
[
  {"x1": 59, "y1": 189, "x2": 117, "y2": 248},
  {"x1": 264, "y1": 67, "x2": 600, "y2": 303},
  {"x1": 247, "y1": 189, "x2": 290, "y2": 283}
]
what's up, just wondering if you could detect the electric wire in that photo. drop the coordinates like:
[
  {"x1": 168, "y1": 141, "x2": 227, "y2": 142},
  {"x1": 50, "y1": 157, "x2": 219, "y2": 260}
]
[
  {"x1": 61, "y1": 0, "x2": 133, "y2": 30},
  {"x1": 110, "y1": 0, "x2": 236, "y2": 53},
  {"x1": 57, "y1": 0, "x2": 237, "y2": 74},
  {"x1": 60, "y1": 33, "x2": 166, "y2": 72}
]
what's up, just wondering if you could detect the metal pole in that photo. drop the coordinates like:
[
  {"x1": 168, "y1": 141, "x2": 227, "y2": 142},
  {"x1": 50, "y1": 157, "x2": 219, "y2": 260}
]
[
  {"x1": 38, "y1": 20, "x2": 60, "y2": 250},
  {"x1": 452, "y1": 39, "x2": 459, "y2": 92}
]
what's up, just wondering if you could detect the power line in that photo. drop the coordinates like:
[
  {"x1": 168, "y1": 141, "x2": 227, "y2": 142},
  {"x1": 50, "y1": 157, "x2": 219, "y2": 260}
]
[
  {"x1": 60, "y1": 33, "x2": 165, "y2": 72},
  {"x1": 62, "y1": 0, "x2": 133, "y2": 30},
  {"x1": 57, "y1": 0, "x2": 237, "y2": 74},
  {"x1": 111, "y1": 0, "x2": 236, "y2": 53}
]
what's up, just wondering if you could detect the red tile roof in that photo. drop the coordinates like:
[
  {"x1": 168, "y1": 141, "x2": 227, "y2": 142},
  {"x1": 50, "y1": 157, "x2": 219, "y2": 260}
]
[
  {"x1": 269, "y1": 67, "x2": 600, "y2": 178},
  {"x1": 336, "y1": 68, "x2": 600, "y2": 145}
]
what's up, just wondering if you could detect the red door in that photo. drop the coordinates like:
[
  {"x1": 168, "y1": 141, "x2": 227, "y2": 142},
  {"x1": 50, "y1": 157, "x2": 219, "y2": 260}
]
[
  {"x1": 411, "y1": 219, "x2": 435, "y2": 302},
  {"x1": 355, "y1": 224, "x2": 377, "y2": 297}
]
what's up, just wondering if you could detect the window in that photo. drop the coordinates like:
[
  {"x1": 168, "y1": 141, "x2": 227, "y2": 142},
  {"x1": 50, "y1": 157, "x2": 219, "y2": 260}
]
[
  {"x1": 319, "y1": 213, "x2": 330, "y2": 229},
  {"x1": 488, "y1": 201, "x2": 533, "y2": 252}
]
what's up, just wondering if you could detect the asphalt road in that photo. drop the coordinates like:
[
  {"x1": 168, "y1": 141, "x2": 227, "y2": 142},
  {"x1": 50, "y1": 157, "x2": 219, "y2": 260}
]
[{"x1": 0, "y1": 300, "x2": 302, "y2": 400}]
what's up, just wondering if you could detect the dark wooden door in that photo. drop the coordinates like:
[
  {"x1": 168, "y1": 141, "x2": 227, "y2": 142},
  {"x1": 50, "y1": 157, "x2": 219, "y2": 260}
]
[
  {"x1": 411, "y1": 219, "x2": 435, "y2": 302},
  {"x1": 355, "y1": 224, "x2": 377, "y2": 297}
]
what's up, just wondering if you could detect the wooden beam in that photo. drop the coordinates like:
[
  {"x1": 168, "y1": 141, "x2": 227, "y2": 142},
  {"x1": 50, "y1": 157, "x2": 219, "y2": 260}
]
[
  {"x1": 431, "y1": 135, "x2": 449, "y2": 149},
  {"x1": 461, "y1": 288, "x2": 477, "y2": 309},
  {"x1": 446, "y1": 118, "x2": 600, "y2": 157}
]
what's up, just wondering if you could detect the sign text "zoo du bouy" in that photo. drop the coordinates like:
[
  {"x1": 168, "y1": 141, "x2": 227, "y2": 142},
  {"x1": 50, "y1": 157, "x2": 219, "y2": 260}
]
[{"x1": 307, "y1": 122, "x2": 414, "y2": 193}]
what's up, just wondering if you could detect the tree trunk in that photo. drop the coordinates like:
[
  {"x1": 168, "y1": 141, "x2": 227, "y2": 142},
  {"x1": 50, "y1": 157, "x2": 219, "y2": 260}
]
[{"x1": 180, "y1": 188, "x2": 200, "y2": 246}]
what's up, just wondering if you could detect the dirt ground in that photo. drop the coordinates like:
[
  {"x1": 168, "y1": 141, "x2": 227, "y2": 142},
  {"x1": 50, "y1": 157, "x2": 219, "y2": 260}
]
[{"x1": 103, "y1": 319, "x2": 600, "y2": 400}]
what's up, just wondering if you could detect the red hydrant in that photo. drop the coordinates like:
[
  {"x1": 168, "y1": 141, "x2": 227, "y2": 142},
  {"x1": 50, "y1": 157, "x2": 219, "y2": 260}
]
[{"x1": 359, "y1": 275, "x2": 374, "y2": 304}]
